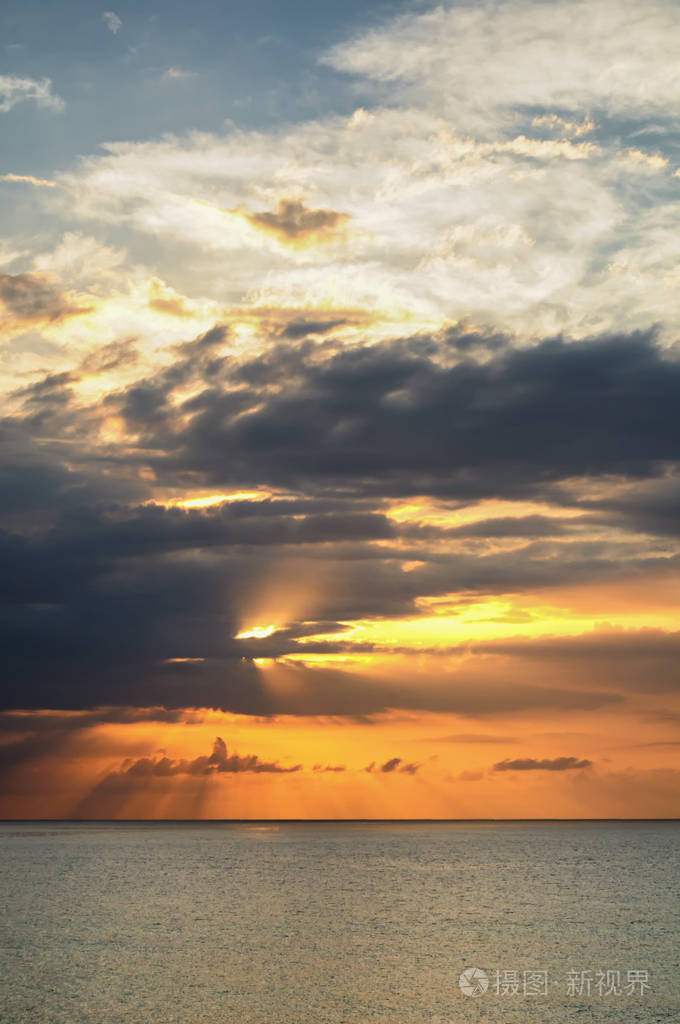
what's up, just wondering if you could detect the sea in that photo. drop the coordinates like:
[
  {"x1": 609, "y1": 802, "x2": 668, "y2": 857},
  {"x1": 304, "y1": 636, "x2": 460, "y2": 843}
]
[{"x1": 0, "y1": 821, "x2": 678, "y2": 1024}]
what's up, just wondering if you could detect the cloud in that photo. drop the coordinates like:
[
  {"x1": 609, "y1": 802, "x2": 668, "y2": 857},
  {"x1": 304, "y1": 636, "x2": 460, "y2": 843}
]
[
  {"x1": 113, "y1": 736, "x2": 301, "y2": 776},
  {"x1": 577, "y1": 474, "x2": 680, "y2": 539},
  {"x1": 365, "y1": 757, "x2": 420, "y2": 774},
  {"x1": 56, "y1": 75, "x2": 680, "y2": 339},
  {"x1": 493, "y1": 756, "x2": 593, "y2": 772},
  {"x1": 20, "y1": 0, "x2": 673, "y2": 356},
  {"x1": 469, "y1": 631, "x2": 680, "y2": 695},
  {"x1": 78, "y1": 338, "x2": 139, "y2": 375},
  {"x1": 241, "y1": 199, "x2": 350, "y2": 246},
  {"x1": 531, "y1": 114, "x2": 595, "y2": 139},
  {"x1": 0, "y1": 324, "x2": 678, "y2": 717},
  {"x1": 102, "y1": 11, "x2": 122, "y2": 35},
  {"x1": 324, "y1": 0, "x2": 680, "y2": 127},
  {"x1": 0, "y1": 75, "x2": 64, "y2": 113},
  {"x1": 65, "y1": 736, "x2": 301, "y2": 819},
  {"x1": 456, "y1": 771, "x2": 484, "y2": 782},
  {"x1": 108, "y1": 327, "x2": 680, "y2": 498},
  {"x1": 32, "y1": 233, "x2": 125, "y2": 285},
  {"x1": 0, "y1": 707, "x2": 195, "y2": 779},
  {"x1": 0, "y1": 273, "x2": 89, "y2": 324},
  {"x1": 0, "y1": 173, "x2": 57, "y2": 188},
  {"x1": 280, "y1": 317, "x2": 352, "y2": 339}
]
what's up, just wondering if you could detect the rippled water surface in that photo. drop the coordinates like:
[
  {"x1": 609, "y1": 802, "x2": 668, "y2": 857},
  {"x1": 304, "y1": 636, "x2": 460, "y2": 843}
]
[{"x1": 1, "y1": 821, "x2": 678, "y2": 1023}]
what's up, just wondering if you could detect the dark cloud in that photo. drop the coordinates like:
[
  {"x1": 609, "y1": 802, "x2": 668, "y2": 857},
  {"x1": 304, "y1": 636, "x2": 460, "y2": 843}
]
[
  {"x1": 21, "y1": 501, "x2": 395, "y2": 558},
  {"x1": 441, "y1": 324, "x2": 509, "y2": 353},
  {"x1": 365, "y1": 757, "x2": 420, "y2": 774},
  {"x1": 0, "y1": 707, "x2": 195, "y2": 736},
  {"x1": 281, "y1": 318, "x2": 351, "y2": 339},
  {"x1": 0, "y1": 488, "x2": 672, "y2": 714},
  {"x1": 0, "y1": 601, "x2": 626, "y2": 714},
  {"x1": 578, "y1": 473, "x2": 680, "y2": 538},
  {"x1": 86, "y1": 326, "x2": 679, "y2": 501},
  {"x1": 467, "y1": 630, "x2": 680, "y2": 694},
  {"x1": 493, "y1": 756, "x2": 593, "y2": 772},
  {"x1": 10, "y1": 324, "x2": 680, "y2": 505},
  {"x1": 417, "y1": 513, "x2": 590, "y2": 538},
  {"x1": 1, "y1": 324, "x2": 679, "y2": 717},
  {"x1": 79, "y1": 338, "x2": 139, "y2": 375},
  {"x1": 0, "y1": 707, "x2": 196, "y2": 780},
  {"x1": 0, "y1": 272, "x2": 89, "y2": 323},
  {"x1": 0, "y1": 438, "x2": 146, "y2": 530},
  {"x1": 242, "y1": 199, "x2": 349, "y2": 243},
  {"x1": 114, "y1": 736, "x2": 301, "y2": 777},
  {"x1": 64, "y1": 737, "x2": 301, "y2": 819}
]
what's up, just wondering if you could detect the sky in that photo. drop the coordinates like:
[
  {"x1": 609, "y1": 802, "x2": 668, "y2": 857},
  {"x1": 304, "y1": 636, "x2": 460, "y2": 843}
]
[{"x1": 1, "y1": 0, "x2": 679, "y2": 819}]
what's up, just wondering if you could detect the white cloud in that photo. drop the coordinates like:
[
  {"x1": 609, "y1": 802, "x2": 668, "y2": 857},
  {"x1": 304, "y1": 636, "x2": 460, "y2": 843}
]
[
  {"x1": 102, "y1": 11, "x2": 122, "y2": 35},
  {"x1": 0, "y1": 75, "x2": 64, "y2": 113},
  {"x1": 44, "y1": 0, "x2": 680, "y2": 341},
  {"x1": 0, "y1": 242, "x2": 25, "y2": 269},
  {"x1": 33, "y1": 233, "x2": 126, "y2": 285},
  {"x1": 324, "y1": 0, "x2": 680, "y2": 133}
]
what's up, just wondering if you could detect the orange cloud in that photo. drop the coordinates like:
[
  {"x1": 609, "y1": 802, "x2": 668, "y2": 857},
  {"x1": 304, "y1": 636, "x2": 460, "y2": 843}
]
[{"x1": 0, "y1": 172, "x2": 58, "y2": 188}]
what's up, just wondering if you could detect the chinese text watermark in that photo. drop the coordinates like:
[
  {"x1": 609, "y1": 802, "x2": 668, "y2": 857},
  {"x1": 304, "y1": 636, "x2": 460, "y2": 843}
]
[{"x1": 454, "y1": 966, "x2": 650, "y2": 999}]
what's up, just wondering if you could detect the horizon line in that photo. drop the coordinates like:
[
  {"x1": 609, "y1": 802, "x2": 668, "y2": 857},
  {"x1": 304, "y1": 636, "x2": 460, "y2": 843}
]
[{"x1": 1, "y1": 817, "x2": 679, "y2": 824}]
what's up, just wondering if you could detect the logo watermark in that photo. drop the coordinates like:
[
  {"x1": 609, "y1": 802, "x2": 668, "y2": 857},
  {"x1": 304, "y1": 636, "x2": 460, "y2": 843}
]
[{"x1": 458, "y1": 967, "x2": 489, "y2": 997}]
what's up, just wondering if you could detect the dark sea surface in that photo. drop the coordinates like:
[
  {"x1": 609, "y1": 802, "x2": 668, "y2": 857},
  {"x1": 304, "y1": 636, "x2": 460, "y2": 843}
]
[{"x1": 0, "y1": 821, "x2": 677, "y2": 1024}]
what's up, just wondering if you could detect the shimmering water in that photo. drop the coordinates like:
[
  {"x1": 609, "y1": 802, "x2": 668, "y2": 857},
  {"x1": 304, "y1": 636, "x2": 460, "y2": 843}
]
[{"x1": 0, "y1": 821, "x2": 677, "y2": 1023}]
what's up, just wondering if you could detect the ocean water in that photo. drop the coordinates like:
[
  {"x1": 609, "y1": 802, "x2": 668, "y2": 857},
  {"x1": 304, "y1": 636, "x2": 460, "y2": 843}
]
[{"x1": 0, "y1": 821, "x2": 677, "y2": 1024}]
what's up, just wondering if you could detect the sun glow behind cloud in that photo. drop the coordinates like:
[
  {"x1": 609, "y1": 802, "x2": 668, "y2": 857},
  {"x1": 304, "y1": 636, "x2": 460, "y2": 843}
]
[{"x1": 235, "y1": 625, "x2": 279, "y2": 640}]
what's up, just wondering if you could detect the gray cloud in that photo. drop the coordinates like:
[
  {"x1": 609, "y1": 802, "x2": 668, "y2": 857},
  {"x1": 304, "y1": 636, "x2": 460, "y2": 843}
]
[
  {"x1": 365, "y1": 757, "x2": 420, "y2": 774},
  {"x1": 281, "y1": 318, "x2": 352, "y2": 339},
  {"x1": 0, "y1": 273, "x2": 87, "y2": 323},
  {"x1": 65, "y1": 736, "x2": 300, "y2": 819},
  {"x1": 90, "y1": 326, "x2": 680, "y2": 502},
  {"x1": 493, "y1": 756, "x2": 593, "y2": 772},
  {"x1": 116, "y1": 736, "x2": 301, "y2": 777}
]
